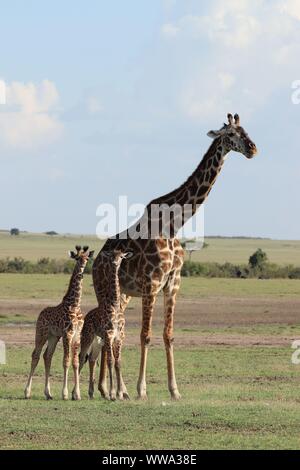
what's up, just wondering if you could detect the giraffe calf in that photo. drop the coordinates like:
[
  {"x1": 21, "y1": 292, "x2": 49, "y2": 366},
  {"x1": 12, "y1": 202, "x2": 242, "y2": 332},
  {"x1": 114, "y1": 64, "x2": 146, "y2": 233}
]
[
  {"x1": 24, "y1": 246, "x2": 93, "y2": 401},
  {"x1": 79, "y1": 250, "x2": 132, "y2": 401}
]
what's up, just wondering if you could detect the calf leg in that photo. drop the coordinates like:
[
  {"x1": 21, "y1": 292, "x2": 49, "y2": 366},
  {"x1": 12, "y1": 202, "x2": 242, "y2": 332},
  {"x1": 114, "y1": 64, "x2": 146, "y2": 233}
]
[
  {"x1": 43, "y1": 335, "x2": 59, "y2": 400},
  {"x1": 24, "y1": 330, "x2": 47, "y2": 399}
]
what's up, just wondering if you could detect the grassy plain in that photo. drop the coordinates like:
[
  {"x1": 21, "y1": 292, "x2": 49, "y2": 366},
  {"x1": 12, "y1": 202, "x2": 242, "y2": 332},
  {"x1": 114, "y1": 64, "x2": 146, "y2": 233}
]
[
  {"x1": 1, "y1": 231, "x2": 300, "y2": 265},
  {"x1": 1, "y1": 233, "x2": 300, "y2": 449}
]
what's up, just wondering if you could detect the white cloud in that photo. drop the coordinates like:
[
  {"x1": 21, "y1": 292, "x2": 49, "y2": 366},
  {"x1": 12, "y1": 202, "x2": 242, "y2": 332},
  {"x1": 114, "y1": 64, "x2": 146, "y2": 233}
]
[
  {"x1": 0, "y1": 79, "x2": 5, "y2": 104},
  {"x1": 86, "y1": 96, "x2": 104, "y2": 114},
  {"x1": 0, "y1": 80, "x2": 63, "y2": 149},
  {"x1": 48, "y1": 167, "x2": 65, "y2": 182},
  {"x1": 179, "y1": 69, "x2": 235, "y2": 120},
  {"x1": 281, "y1": 0, "x2": 300, "y2": 20},
  {"x1": 218, "y1": 72, "x2": 235, "y2": 90},
  {"x1": 161, "y1": 23, "x2": 179, "y2": 37},
  {"x1": 163, "y1": 1, "x2": 261, "y2": 48},
  {"x1": 161, "y1": 0, "x2": 300, "y2": 121}
]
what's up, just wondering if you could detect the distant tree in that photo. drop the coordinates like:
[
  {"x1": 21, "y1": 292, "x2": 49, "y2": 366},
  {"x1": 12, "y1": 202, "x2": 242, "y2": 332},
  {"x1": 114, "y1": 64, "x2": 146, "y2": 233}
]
[
  {"x1": 184, "y1": 240, "x2": 207, "y2": 261},
  {"x1": 45, "y1": 231, "x2": 58, "y2": 236},
  {"x1": 10, "y1": 228, "x2": 20, "y2": 236},
  {"x1": 249, "y1": 249, "x2": 268, "y2": 269}
]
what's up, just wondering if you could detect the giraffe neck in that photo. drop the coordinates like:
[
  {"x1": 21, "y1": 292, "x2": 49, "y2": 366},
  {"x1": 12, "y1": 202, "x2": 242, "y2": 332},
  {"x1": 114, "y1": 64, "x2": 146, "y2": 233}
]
[
  {"x1": 63, "y1": 260, "x2": 87, "y2": 310},
  {"x1": 99, "y1": 263, "x2": 121, "y2": 311},
  {"x1": 126, "y1": 137, "x2": 228, "y2": 239}
]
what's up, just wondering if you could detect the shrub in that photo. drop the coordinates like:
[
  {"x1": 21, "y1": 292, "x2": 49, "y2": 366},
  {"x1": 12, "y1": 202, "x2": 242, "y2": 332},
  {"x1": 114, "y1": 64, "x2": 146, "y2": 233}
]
[{"x1": 249, "y1": 249, "x2": 268, "y2": 270}]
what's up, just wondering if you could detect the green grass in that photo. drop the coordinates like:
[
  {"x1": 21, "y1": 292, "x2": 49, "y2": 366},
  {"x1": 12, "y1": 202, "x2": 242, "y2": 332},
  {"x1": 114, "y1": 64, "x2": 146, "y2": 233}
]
[
  {"x1": 180, "y1": 277, "x2": 300, "y2": 298},
  {"x1": 192, "y1": 237, "x2": 300, "y2": 265},
  {"x1": 0, "y1": 273, "x2": 299, "y2": 301},
  {"x1": 0, "y1": 231, "x2": 104, "y2": 261},
  {"x1": 1, "y1": 231, "x2": 300, "y2": 265},
  {"x1": 1, "y1": 232, "x2": 300, "y2": 449},
  {"x1": 1, "y1": 344, "x2": 300, "y2": 449}
]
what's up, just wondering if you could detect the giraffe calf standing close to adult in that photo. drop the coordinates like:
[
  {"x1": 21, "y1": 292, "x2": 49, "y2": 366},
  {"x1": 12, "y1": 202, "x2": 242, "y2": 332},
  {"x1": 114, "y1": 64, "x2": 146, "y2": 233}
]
[
  {"x1": 24, "y1": 246, "x2": 94, "y2": 401},
  {"x1": 79, "y1": 250, "x2": 132, "y2": 401}
]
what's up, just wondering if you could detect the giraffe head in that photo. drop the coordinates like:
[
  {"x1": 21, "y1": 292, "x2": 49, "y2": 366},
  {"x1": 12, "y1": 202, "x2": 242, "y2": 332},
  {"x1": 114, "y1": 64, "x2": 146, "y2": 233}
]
[
  {"x1": 69, "y1": 245, "x2": 94, "y2": 265},
  {"x1": 101, "y1": 249, "x2": 133, "y2": 268},
  {"x1": 207, "y1": 113, "x2": 257, "y2": 159}
]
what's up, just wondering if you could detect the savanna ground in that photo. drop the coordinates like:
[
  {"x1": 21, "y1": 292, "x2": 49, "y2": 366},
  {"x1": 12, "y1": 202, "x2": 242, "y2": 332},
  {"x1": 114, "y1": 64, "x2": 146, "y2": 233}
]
[{"x1": 1, "y1": 233, "x2": 300, "y2": 449}]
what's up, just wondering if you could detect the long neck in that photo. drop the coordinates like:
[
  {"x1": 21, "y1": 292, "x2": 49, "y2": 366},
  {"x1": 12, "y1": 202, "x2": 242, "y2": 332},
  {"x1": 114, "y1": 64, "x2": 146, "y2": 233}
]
[
  {"x1": 123, "y1": 137, "x2": 228, "y2": 239},
  {"x1": 98, "y1": 263, "x2": 121, "y2": 310},
  {"x1": 63, "y1": 260, "x2": 86, "y2": 309}
]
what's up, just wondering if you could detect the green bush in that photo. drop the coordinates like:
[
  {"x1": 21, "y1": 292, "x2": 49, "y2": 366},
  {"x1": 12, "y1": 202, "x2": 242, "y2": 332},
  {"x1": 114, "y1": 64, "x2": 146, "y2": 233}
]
[
  {"x1": 0, "y1": 257, "x2": 93, "y2": 274},
  {"x1": 0, "y1": 253, "x2": 299, "y2": 279},
  {"x1": 180, "y1": 260, "x2": 300, "y2": 279}
]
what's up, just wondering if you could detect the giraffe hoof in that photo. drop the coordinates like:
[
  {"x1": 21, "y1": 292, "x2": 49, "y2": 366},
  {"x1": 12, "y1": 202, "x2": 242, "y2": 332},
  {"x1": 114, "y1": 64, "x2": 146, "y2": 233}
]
[
  {"x1": 71, "y1": 391, "x2": 81, "y2": 401},
  {"x1": 123, "y1": 392, "x2": 130, "y2": 400},
  {"x1": 171, "y1": 390, "x2": 181, "y2": 400},
  {"x1": 46, "y1": 395, "x2": 53, "y2": 400},
  {"x1": 99, "y1": 388, "x2": 109, "y2": 400},
  {"x1": 137, "y1": 393, "x2": 148, "y2": 401}
]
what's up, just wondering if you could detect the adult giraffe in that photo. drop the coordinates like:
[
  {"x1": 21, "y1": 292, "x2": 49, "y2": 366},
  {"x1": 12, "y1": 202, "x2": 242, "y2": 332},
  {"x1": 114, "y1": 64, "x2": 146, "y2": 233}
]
[{"x1": 93, "y1": 113, "x2": 257, "y2": 400}]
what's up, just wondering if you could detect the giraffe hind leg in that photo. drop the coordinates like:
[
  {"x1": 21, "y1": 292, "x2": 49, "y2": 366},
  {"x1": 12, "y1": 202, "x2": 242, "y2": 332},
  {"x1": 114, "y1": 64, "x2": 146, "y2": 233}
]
[
  {"x1": 43, "y1": 335, "x2": 60, "y2": 400},
  {"x1": 163, "y1": 270, "x2": 181, "y2": 400},
  {"x1": 98, "y1": 346, "x2": 109, "y2": 399},
  {"x1": 88, "y1": 337, "x2": 102, "y2": 399},
  {"x1": 24, "y1": 329, "x2": 48, "y2": 399},
  {"x1": 137, "y1": 292, "x2": 156, "y2": 400}
]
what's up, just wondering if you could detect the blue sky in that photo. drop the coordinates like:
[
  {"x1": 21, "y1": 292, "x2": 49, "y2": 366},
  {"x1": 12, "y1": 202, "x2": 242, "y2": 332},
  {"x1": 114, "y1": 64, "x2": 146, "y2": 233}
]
[{"x1": 0, "y1": 0, "x2": 300, "y2": 239}]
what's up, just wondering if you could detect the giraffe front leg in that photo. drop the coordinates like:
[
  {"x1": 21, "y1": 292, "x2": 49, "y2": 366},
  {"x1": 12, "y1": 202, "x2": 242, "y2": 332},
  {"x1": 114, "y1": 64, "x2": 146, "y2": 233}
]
[
  {"x1": 62, "y1": 332, "x2": 72, "y2": 400},
  {"x1": 137, "y1": 293, "x2": 156, "y2": 400},
  {"x1": 105, "y1": 332, "x2": 116, "y2": 401},
  {"x1": 114, "y1": 339, "x2": 124, "y2": 400},
  {"x1": 71, "y1": 338, "x2": 81, "y2": 401},
  {"x1": 43, "y1": 335, "x2": 59, "y2": 400},
  {"x1": 98, "y1": 345, "x2": 109, "y2": 399},
  {"x1": 117, "y1": 294, "x2": 131, "y2": 400},
  {"x1": 114, "y1": 325, "x2": 129, "y2": 400},
  {"x1": 163, "y1": 269, "x2": 181, "y2": 400},
  {"x1": 72, "y1": 319, "x2": 84, "y2": 401}
]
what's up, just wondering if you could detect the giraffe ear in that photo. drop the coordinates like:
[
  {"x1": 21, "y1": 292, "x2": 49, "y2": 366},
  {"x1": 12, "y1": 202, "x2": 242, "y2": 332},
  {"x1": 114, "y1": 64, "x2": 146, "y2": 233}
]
[
  {"x1": 207, "y1": 130, "x2": 222, "y2": 139},
  {"x1": 69, "y1": 251, "x2": 76, "y2": 259},
  {"x1": 88, "y1": 250, "x2": 95, "y2": 259},
  {"x1": 123, "y1": 251, "x2": 133, "y2": 259}
]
